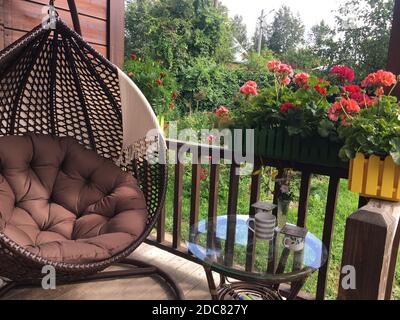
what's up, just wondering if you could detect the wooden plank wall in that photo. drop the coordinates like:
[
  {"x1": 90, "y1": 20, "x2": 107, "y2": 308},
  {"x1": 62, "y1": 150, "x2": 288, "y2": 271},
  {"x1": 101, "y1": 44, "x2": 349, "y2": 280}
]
[{"x1": 0, "y1": 0, "x2": 125, "y2": 67}]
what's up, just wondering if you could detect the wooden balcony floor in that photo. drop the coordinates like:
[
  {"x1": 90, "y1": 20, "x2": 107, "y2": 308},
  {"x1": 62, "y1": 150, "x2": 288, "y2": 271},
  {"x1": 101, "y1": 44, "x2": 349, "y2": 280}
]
[{"x1": 1, "y1": 243, "x2": 211, "y2": 300}]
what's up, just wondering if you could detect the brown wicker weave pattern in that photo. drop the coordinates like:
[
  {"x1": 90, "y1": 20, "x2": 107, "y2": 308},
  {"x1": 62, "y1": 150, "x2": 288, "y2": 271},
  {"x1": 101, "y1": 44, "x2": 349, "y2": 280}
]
[
  {"x1": 0, "y1": 19, "x2": 167, "y2": 285},
  {"x1": 0, "y1": 20, "x2": 123, "y2": 161}
]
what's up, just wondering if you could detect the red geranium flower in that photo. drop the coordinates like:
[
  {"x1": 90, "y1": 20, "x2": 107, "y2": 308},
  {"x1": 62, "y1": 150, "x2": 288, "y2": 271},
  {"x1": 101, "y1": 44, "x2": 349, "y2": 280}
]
[
  {"x1": 169, "y1": 101, "x2": 175, "y2": 109},
  {"x1": 328, "y1": 98, "x2": 360, "y2": 125},
  {"x1": 240, "y1": 81, "x2": 258, "y2": 96},
  {"x1": 279, "y1": 102, "x2": 297, "y2": 113},
  {"x1": 294, "y1": 73, "x2": 310, "y2": 87},
  {"x1": 349, "y1": 92, "x2": 374, "y2": 108},
  {"x1": 330, "y1": 66, "x2": 355, "y2": 83},
  {"x1": 314, "y1": 84, "x2": 327, "y2": 95},
  {"x1": 361, "y1": 70, "x2": 397, "y2": 88},
  {"x1": 172, "y1": 91, "x2": 178, "y2": 99},
  {"x1": 130, "y1": 53, "x2": 138, "y2": 60},
  {"x1": 343, "y1": 84, "x2": 361, "y2": 94},
  {"x1": 155, "y1": 79, "x2": 163, "y2": 86},
  {"x1": 215, "y1": 106, "x2": 229, "y2": 117}
]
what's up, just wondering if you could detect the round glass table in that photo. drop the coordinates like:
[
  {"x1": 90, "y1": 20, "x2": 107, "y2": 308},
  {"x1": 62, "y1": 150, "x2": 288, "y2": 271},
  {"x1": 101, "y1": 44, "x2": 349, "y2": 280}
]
[{"x1": 187, "y1": 215, "x2": 328, "y2": 300}]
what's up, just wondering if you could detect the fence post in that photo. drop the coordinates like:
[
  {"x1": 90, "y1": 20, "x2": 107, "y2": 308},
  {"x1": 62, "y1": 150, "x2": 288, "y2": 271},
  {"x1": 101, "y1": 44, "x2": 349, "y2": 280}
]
[{"x1": 338, "y1": 200, "x2": 400, "y2": 300}]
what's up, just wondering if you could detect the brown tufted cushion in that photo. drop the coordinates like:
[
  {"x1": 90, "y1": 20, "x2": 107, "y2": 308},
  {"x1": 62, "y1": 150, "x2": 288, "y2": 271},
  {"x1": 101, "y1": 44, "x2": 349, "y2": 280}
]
[{"x1": 0, "y1": 134, "x2": 148, "y2": 264}]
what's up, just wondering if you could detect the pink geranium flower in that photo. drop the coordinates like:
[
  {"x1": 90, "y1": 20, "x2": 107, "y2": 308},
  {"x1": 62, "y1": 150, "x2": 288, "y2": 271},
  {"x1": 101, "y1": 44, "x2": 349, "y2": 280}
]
[
  {"x1": 328, "y1": 98, "x2": 360, "y2": 125},
  {"x1": 240, "y1": 81, "x2": 258, "y2": 96},
  {"x1": 267, "y1": 60, "x2": 282, "y2": 72},
  {"x1": 215, "y1": 106, "x2": 229, "y2": 117}
]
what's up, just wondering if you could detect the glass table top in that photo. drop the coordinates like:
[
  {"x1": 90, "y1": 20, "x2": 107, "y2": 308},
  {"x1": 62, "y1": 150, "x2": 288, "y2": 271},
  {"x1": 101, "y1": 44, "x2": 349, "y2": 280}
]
[{"x1": 187, "y1": 215, "x2": 328, "y2": 283}]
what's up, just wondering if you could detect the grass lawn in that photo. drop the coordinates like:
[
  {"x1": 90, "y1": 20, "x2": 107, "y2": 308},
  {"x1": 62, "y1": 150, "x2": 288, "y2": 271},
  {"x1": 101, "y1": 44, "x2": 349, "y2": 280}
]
[{"x1": 163, "y1": 163, "x2": 400, "y2": 300}]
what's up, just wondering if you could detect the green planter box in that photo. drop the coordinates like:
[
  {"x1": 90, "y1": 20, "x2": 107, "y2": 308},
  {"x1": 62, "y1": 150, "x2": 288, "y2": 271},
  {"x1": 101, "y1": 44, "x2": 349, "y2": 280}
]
[{"x1": 232, "y1": 127, "x2": 348, "y2": 169}]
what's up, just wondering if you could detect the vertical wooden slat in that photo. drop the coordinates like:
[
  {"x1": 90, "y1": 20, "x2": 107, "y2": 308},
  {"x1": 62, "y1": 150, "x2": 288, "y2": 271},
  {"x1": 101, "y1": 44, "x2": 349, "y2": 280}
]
[
  {"x1": 272, "y1": 168, "x2": 285, "y2": 212},
  {"x1": 365, "y1": 155, "x2": 380, "y2": 196},
  {"x1": 227, "y1": 161, "x2": 240, "y2": 217},
  {"x1": 207, "y1": 163, "x2": 220, "y2": 249},
  {"x1": 108, "y1": 0, "x2": 125, "y2": 67},
  {"x1": 173, "y1": 149, "x2": 184, "y2": 249},
  {"x1": 190, "y1": 153, "x2": 201, "y2": 228},
  {"x1": 381, "y1": 157, "x2": 395, "y2": 199},
  {"x1": 349, "y1": 153, "x2": 365, "y2": 193},
  {"x1": 225, "y1": 161, "x2": 240, "y2": 267},
  {"x1": 268, "y1": 167, "x2": 285, "y2": 273},
  {"x1": 157, "y1": 205, "x2": 165, "y2": 243},
  {"x1": 245, "y1": 158, "x2": 262, "y2": 272},
  {"x1": 297, "y1": 171, "x2": 312, "y2": 228},
  {"x1": 316, "y1": 175, "x2": 340, "y2": 300},
  {"x1": 208, "y1": 163, "x2": 220, "y2": 223}
]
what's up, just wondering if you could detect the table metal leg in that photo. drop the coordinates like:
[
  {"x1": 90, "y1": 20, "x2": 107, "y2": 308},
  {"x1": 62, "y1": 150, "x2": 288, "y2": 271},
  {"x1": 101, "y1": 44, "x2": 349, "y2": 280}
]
[
  {"x1": 202, "y1": 265, "x2": 309, "y2": 301},
  {"x1": 288, "y1": 277, "x2": 307, "y2": 300},
  {"x1": 204, "y1": 267, "x2": 219, "y2": 300}
]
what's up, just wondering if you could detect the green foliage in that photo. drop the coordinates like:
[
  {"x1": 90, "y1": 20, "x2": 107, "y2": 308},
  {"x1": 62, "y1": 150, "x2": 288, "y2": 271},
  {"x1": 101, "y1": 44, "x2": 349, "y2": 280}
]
[
  {"x1": 266, "y1": 6, "x2": 305, "y2": 54},
  {"x1": 231, "y1": 15, "x2": 250, "y2": 50},
  {"x1": 308, "y1": 20, "x2": 337, "y2": 64},
  {"x1": 279, "y1": 48, "x2": 324, "y2": 72},
  {"x1": 245, "y1": 50, "x2": 276, "y2": 72},
  {"x1": 176, "y1": 57, "x2": 240, "y2": 113},
  {"x1": 176, "y1": 57, "x2": 274, "y2": 113},
  {"x1": 338, "y1": 95, "x2": 400, "y2": 163},
  {"x1": 314, "y1": 0, "x2": 395, "y2": 80},
  {"x1": 125, "y1": 0, "x2": 234, "y2": 72},
  {"x1": 175, "y1": 111, "x2": 214, "y2": 131},
  {"x1": 124, "y1": 57, "x2": 178, "y2": 116}
]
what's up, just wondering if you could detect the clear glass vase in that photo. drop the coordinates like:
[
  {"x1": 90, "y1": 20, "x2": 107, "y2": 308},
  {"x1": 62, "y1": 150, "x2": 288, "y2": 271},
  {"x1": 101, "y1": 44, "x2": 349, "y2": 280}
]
[{"x1": 276, "y1": 199, "x2": 290, "y2": 231}]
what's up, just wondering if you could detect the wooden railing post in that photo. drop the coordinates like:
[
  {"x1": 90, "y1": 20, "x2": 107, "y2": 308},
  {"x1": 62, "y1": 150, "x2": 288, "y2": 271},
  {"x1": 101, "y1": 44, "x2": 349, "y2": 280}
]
[{"x1": 338, "y1": 200, "x2": 400, "y2": 300}]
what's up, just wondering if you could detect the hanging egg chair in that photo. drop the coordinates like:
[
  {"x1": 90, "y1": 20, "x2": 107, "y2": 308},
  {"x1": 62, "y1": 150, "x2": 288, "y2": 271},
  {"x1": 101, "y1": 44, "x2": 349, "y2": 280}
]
[{"x1": 0, "y1": 1, "x2": 181, "y2": 299}]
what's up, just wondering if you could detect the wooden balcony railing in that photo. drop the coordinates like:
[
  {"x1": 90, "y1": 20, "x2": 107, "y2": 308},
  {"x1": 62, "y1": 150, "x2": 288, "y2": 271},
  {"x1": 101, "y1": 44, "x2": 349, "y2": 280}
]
[{"x1": 146, "y1": 139, "x2": 400, "y2": 300}]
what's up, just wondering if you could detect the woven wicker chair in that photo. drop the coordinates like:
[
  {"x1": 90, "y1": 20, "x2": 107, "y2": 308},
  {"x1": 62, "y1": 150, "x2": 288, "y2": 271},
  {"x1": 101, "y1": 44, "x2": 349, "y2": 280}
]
[{"x1": 0, "y1": 1, "x2": 182, "y2": 299}]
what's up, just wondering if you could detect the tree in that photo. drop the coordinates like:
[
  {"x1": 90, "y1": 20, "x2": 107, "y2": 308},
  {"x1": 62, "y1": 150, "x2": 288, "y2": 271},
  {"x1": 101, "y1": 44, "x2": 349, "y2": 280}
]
[
  {"x1": 266, "y1": 6, "x2": 305, "y2": 54},
  {"x1": 308, "y1": 20, "x2": 337, "y2": 63},
  {"x1": 125, "y1": 0, "x2": 234, "y2": 71},
  {"x1": 280, "y1": 48, "x2": 324, "y2": 72},
  {"x1": 332, "y1": 0, "x2": 395, "y2": 79},
  {"x1": 231, "y1": 15, "x2": 250, "y2": 50}
]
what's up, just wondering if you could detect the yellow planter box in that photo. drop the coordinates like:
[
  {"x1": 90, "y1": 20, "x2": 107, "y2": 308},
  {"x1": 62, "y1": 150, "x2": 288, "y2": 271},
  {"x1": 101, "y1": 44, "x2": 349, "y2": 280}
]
[{"x1": 349, "y1": 153, "x2": 400, "y2": 202}]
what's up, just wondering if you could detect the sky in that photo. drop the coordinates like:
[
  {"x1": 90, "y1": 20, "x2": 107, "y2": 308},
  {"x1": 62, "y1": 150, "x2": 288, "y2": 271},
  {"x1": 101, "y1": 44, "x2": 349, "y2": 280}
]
[{"x1": 219, "y1": 0, "x2": 344, "y2": 37}]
